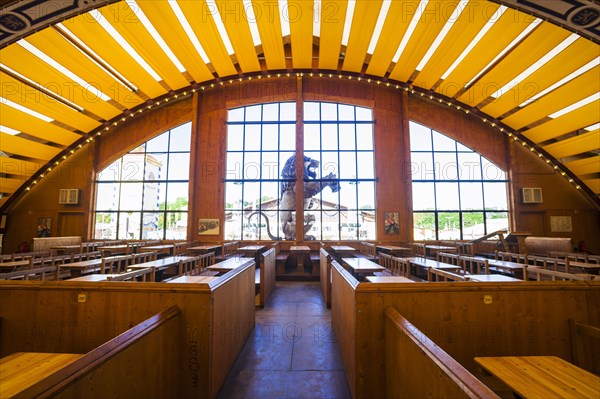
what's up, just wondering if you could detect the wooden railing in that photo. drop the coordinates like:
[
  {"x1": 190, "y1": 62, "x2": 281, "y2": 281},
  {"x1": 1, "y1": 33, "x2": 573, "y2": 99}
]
[{"x1": 384, "y1": 307, "x2": 500, "y2": 399}]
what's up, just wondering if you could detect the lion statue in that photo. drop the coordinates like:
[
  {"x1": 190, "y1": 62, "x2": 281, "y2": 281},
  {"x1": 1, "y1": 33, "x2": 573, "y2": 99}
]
[{"x1": 248, "y1": 155, "x2": 340, "y2": 240}]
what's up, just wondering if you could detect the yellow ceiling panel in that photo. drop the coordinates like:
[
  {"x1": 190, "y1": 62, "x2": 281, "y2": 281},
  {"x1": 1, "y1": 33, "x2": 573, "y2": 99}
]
[
  {"x1": 414, "y1": 1, "x2": 501, "y2": 90},
  {"x1": 98, "y1": 4, "x2": 190, "y2": 90},
  {"x1": 213, "y1": 0, "x2": 260, "y2": 73},
  {"x1": 523, "y1": 102, "x2": 600, "y2": 142},
  {"x1": 483, "y1": 39, "x2": 599, "y2": 118},
  {"x1": 60, "y1": 12, "x2": 167, "y2": 99},
  {"x1": 0, "y1": 157, "x2": 44, "y2": 177},
  {"x1": 543, "y1": 131, "x2": 600, "y2": 159},
  {"x1": 252, "y1": 0, "x2": 286, "y2": 70},
  {"x1": 389, "y1": 1, "x2": 460, "y2": 82},
  {"x1": 0, "y1": 177, "x2": 24, "y2": 194},
  {"x1": 318, "y1": 0, "x2": 347, "y2": 71},
  {"x1": 365, "y1": 0, "x2": 416, "y2": 77},
  {"x1": 0, "y1": 133, "x2": 60, "y2": 161},
  {"x1": 24, "y1": 28, "x2": 141, "y2": 117},
  {"x1": 0, "y1": 44, "x2": 122, "y2": 122},
  {"x1": 289, "y1": 0, "x2": 314, "y2": 69},
  {"x1": 0, "y1": 72, "x2": 101, "y2": 132},
  {"x1": 135, "y1": 1, "x2": 214, "y2": 84},
  {"x1": 436, "y1": 8, "x2": 535, "y2": 98},
  {"x1": 458, "y1": 22, "x2": 571, "y2": 106},
  {"x1": 0, "y1": 105, "x2": 81, "y2": 146},
  {"x1": 342, "y1": 0, "x2": 382, "y2": 73},
  {"x1": 177, "y1": 0, "x2": 237, "y2": 78},
  {"x1": 564, "y1": 155, "x2": 600, "y2": 175},
  {"x1": 582, "y1": 178, "x2": 600, "y2": 194},
  {"x1": 501, "y1": 67, "x2": 600, "y2": 130}
]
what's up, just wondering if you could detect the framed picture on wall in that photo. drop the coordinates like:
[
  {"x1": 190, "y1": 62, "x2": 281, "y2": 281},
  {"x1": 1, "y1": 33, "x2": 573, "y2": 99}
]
[
  {"x1": 384, "y1": 212, "x2": 399, "y2": 235},
  {"x1": 198, "y1": 219, "x2": 220, "y2": 235},
  {"x1": 37, "y1": 217, "x2": 52, "y2": 237}
]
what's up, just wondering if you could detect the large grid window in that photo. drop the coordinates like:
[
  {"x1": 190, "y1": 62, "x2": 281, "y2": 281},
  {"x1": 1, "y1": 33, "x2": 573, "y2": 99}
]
[
  {"x1": 224, "y1": 102, "x2": 376, "y2": 241},
  {"x1": 94, "y1": 122, "x2": 191, "y2": 240},
  {"x1": 410, "y1": 121, "x2": 508, "y2": 240}
]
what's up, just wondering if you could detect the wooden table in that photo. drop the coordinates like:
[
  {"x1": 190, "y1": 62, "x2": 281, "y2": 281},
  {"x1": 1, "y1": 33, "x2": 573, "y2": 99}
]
[
  {"x1": 98, "y1": 245, "x2": 129, "y2": 256},
  {"x1": 330, "y1": 246, "x2": 357, "y2": 261},
  {"x1": 424, "y1": 245, "x2": 457, "y2": 257},
  {"x1": 0, "y1": 352, "x2": 84, "y2": 398},
  {"x1": 59, "y1": 259, "x2": 103, "y2": 278},
  {"x1": 568, "y1": 261, "x2": 600, "y2": 275},
  {"x1": 468, "y1": 274, "x2": 522, "y2": 282},
  {"x1": 343, "y1": 257, "x2": 385, "y2": 276},
  {"x1": 139, "y1": 244, "x2": 174, "y2": 257},
  {"x1": 238, "y1": 245, "x2": 266, "y2": 264},
  {"x1": 167, "y1": 275, "x2": 218, "y2": 283},
  {"x1": 366, "y1": 276, "x2": 414, "y2": 283},
  {"x1": 188, "y1": 245, "x2": 221, "y2": 254},
  {"x1": 127, "y1": 256, "x2": 192, "y2": 281},
  {"x1": 207, "y1": 257, "x2": 254, "y2": 275},
  {"x1": 486, "y1": 259, "x2": 525, "y2": 278},
  {"x1": 290, "y1": 246, "x2": 311, "y2": 272},
  {"x1": 49, "y1": 244, "x2": 82, "y2": 256},
  {"x1": 69, "y1": 273, "x2": 120, "y2": 282},
  {"x1": 474, "y1": 356, "x2": 600, "y2": 398},
  {"x1": 0, "y1": 260, "x2": 32, "y2": 272},
  {"x1": 376, "y1": 245, "x2": 411, "y2": 256}
]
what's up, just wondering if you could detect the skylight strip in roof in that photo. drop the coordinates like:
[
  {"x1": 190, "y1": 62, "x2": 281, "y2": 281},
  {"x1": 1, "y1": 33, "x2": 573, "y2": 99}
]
[
  {"x1": 415, "y1": 0, "x2": 468, "y2": 71},
  {"x1": 465, "y1": 17, "x2": 542, "y2": 88},
  {"x1": 243, "y1": 0, "x2": 262, "y2": 46},
  {"x1": 489, "y1": 33, "x2": 579, "y2": 99},
  {"x1": 0, "y1": 125, "x2": 20, "y2": 135},
  {"x1": 341, "y1": 0, "x2": 356, "y2": 46},
  {"x1": 440, "y1": 5, "x2": 507, "y2": 80},
  {"x1": 0, "y1": 62, "x2": 85, "y2": 113},
  {"x1": 1, "y1": 97, "x2": 54, "y2": 122},
  {"x1": 313, "y1": 0, "x2": 322, "y2": 37},
  {"x1": 205, "y1": 0, "x2": 235, "y2": 55},
  {"x1": 168, "y1": 0, "x2": 210, "y2": 64},
  {"x1": 16, "y1": 40, "x2": 111, "y2": 102},
  {"x1": 55, "y1": 24, "x2": 138, "y2": 93},
  {"x1": 548, "y1": 92, "x2": 600, "y2": 119},
  {"x1": 392, "y1": 0, "x2": 429, "y2": 63},
  {"x1": 90, "y1": 10, "x2": 163, "y2": 81},
  {"x1": 126, "y1": 0, "x2": 187, "y2": 72},
  {"x1": 366, "y1": 0, "x2": 391, "y2": 54},
  {"x1": 520, "y1": 57, "x2": 600, "y2": 107},
  {"x1": 584, "y1": 122, "x2": 600, "y2": 131},
  {"x1": 278, "y1": 0, "x2": 291, "y2": 37}
]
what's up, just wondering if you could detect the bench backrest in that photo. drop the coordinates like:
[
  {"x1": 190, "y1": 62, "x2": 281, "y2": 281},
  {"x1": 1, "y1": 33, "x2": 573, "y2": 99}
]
[
  {"x1": 107, "y1": 267, "x2": 154, "y2": 282},
  {"x1": 131, "y1": 251, "x2": 157, "y2": 264},
  {"x1": 0, "y1": 266, "x2": 57, "y2": 281},
  {"x1": 101, "y1": 255, "x2": 132, "y2": 274},
  {"x1": 523, "y1": 266, "x2": 595, "y2": 281},
  {"x1": 428, "y1": 268, "x2": 468, "y2": 282},
  {"x1": 459, "y1": 256, "x2": 489, "y2": 274}
]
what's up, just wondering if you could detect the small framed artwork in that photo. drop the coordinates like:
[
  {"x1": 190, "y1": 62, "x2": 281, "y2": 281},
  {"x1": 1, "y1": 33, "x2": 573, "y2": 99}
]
[
  {"x1": 37, "y1": 217, "x2": 52, "y2": 237},
  {"x1": 198, "y1": 219, "x2": 220, "y2": 235},
  {"x1": 384, "y1": 212, "x2": 400, "y2": 235}
]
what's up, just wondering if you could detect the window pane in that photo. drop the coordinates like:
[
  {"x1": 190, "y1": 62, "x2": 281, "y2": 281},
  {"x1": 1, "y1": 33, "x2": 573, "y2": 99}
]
[
  {"x1": 360, "y1": 212, "x2": 376, "y2": 240},
  {"x1": 95, "y1": 212, "x2": 117, "y2": 239},
  {"x1": 304, "y1": 102, "x2": 319, "y2": 121},
  {"x1": 434, "y1": 152, "x2": 458, "y2": 180},
  {"x1": 339, "y1": 182, "x2": 357, "y2": 209},
  {"x1": 320, "y1": 152, "x2": 339, "y2": 177},
  {"x1": 483, "y1": 182, "x2": 508, "y2": 210},
  {"x1": 280, "y1": 102, "x2": 296, "y2": 121},
  {"x1": 412, "y1": 182, "x2": 435, "y2": 211},
  {"x1": 486, "y1": 211, "x2": 509, "y2": 233},
  {"x1": 438, "y1": 212, "x2": 460, "y2": 240},
  {"x1": 245, "y1": 104, "x2": 262, "y2": 121},
  {"x1": 262, "y1": 103, "x2": 279, "y2": 121},
  {"x1": 226, "y1": 153, "x2": 243, "y2": 180},
  {"x1": 409, "y1": 122, "x2": 432, "y2": 151},
  {"x1": 142, "y1": 181, "x2": 162, "y2": 210},
  {"x1": 321, "y1": 103, "x2": 337, "y2": 120},
  {"x1": 410, "y1": 152, "x2": 435, "y2": 180},
  {"x1": 280, "y1": 124, "x2": 296, "y2": 151},
  {"x1": 165, "y1": 212, "x2": 187, "y2": 239},
  {"x1": 96, "y1": 183, "x2": 118, "y2": 211},
  {"x1": 146, "y1": 132, "x2": 169, "y2": 152},
  {"x1": 357, "y1": 152, "x2": 374, "y2": 179},
  {"x1": 225, "y1": 182, "x2": 242, "y2": 209},
  {"x1": 432, "y1": 131, "x2": 456, "y2": 151},
  {"x1": 482, "y1": 158, "x2": 506, "y2": 180},
  {"x1": 244, "y1": 182, "x2": 261, "y2": 209},
  {"x1": 358, "y1": 181, "x2": 375, "y2": 209},
  {"x1": 262, "y1": 124, "x2": 279, "y2": 151},
  {"x1": 356, "y1": 107, "x2": 372, "y2": 121},
  {"x1": 228, "y1": 107, "x2": 244, "y2": 122},
  {"x1": 225, "y1": 211, "x2": 242, "y2": 240},
  {"x1": 261, "y1": 152, "x2": 279, "y2": 180},
  {"x1": 119, "y1": 183, "x2": 143, "y2": 210},
  {"x1": 142, "y1": 212, "x2": 161, "y2": 239},
  {"x1": 305, "y1": 211, "x2": 321, "y2": 240},
  {"x1": 243, "y1": 152, "x2": 261, "y2": 180},
  {"x1": 339, "y1": 124, "x2": 356, "y2": 150},
  {"x1": 97, "y1": 159, "x2": 121, "y2": 181},
  {"x1": 118, "y1": 212, "x2": 141, "y2": 240},
  {"x1": 145, "y1": 153, "x2": 167, "y2": 180},
  {"x1": 460, "y1": 182, "x2": 483, "y2": 210},
  {"x1": 356, "y1": 124, "x2": 373, "y2": 150},
  {"x1": 244, "y1": 124, "x2": 261, "y2": 151},
  {"x1": 321, "y1": 124, "x2": 338, "y2": 150},
  {"x1": 170, "y1": 122, "x2": 191, "y2": 151},
  {"x1": 457, "y1": 152, "x2": 482, "y2": 180},
  {"x1": 462, "y1": 212, "x2": 484, "y2": 240},
  {"x1": 168, "y1": 153, "x2": 190, "y2": 180},
  {"x1": 414, "y1": 212, "x2": 435, "y2": 240},
  {"x1": 227, "y1": 125, "x2": 244, "y2": 151},
  {"x1": 340, "y1": 211, "x2": 358, "y2": 240},
  {"x1": 322, "y1": 210, "x2": 339, "y2": 240},
  {"x1": 122, "y1": 154, "x2": 145, "y2": 181},
  {"x1": 304, "y1": 124, "x2": 320, "y2": 151},
  {"x1": 166, "y1": 183, "x2": 188, "y2": 208},
  {"x1": 261, "y1": 182, "x2": 279, "y2": 208},
  {"x1": 339, "y1": 152, "x2": 357, "y2": 179},
  {"x1": 436, "y1": 183, "x2": 459, "y2": 210},
  {"x1": 338, "y1": 104, "x2": 354, "y2": 121}
]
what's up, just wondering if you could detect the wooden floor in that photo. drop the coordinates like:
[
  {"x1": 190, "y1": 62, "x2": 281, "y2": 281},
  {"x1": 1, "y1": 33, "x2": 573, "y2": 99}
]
[{"x1": 217, "y1": 281, "x2": 351, "y2": 399}]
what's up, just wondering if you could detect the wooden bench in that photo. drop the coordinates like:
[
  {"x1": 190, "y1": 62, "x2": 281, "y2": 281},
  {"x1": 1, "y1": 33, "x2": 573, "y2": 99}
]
[
  {"x1": 319, "y1": 248, "x2": 333, "y2": 308},
  {"x1": 523, "y1": 266, "x2": 596, "y2": 281},
  {"x1": 569, "y1": 319, "x2": 600, "y2": 374},
  {"x1": 428, "y1": 268, "x2": 468, "y2": 282},
  {"x1": 0, "y1": 266, "x2": 57, "y2": 281},
  {"x1": 258, "y1": 248, "x2": 276, "y2": 307},
  {"x1": 384, "y1": 307, "x2": 500, "y2": 398}
]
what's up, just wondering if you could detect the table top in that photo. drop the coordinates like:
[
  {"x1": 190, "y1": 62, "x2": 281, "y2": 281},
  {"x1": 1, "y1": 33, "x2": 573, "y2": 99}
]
[
  {"x1": 290, "y1": 246, "x2": 311, "y2": 252},
  {"x1": 167, "y1": 275, "x2": 218, "y2": 283},
  {"x1": 331, "y1": 246, "x2": 356, "y2": 252},
  {"x1": 468, "y1": 274, "x2": 522, "y2": 282},
  {"x1": 0, "y1": 260, "x2": 31, "y2": 269},
  {"x1": 0, "y1": 351, "x2": 84, "y2": 398},
  {"x1": 425, "y1": 245, "x2": 457, "y2": 251},
  {"x1": 58, "y1": 259, "x2": 103, "y2": 269},
  {"x1": 487, "y1": 259, "x2": 525, "y2": 270},
  {"x1": 376, "y1": 245, "x2": 411, "y2": 251},
  {"x1": 139, "y1": 244, "x2": 174, "y2": 251},
  {"x1": 366, "y1": 276, "x2": 414, "y2": 283},
  {"x1": 69, "y1": 274, "x2": 120, "y2": 281},
  {"x1": 474, "y1": 356, "x2": 600, "y2": 399},
  {"x1": 128, "y1": 256, "x2": 192, "y2": 270},
  {"x1": 207, "y1": 257, "x2": 253, "y2": 273},
  {"x1": 343, "y1": 257, "x2": 385, "y2": 273},
  {"x1": 406, "y1": 257, "x2": 461, "y2": 270},
  {"x1": 239, "y1": 245, "x2": 265, "y2": 251},
  {"x1": 188, "y1": 245, "x2": 221, "y2": 252},
  {"x1": 99, "y1": 245, "x2": 129, "y2": 250}
]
